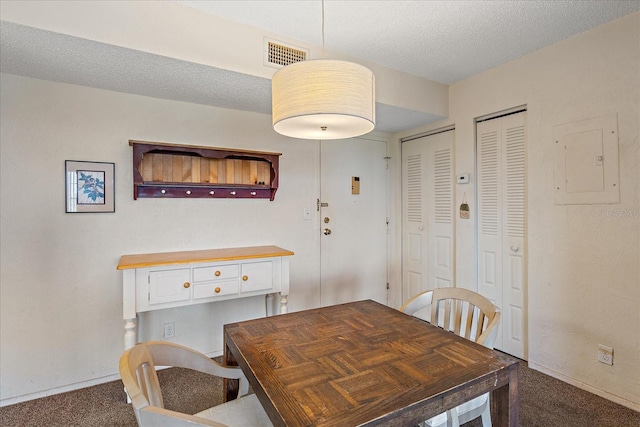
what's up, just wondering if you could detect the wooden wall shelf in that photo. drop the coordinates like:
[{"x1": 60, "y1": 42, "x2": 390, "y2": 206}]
[{"x1": 130, "y1": 140, "x2": 281, "y2": 200}]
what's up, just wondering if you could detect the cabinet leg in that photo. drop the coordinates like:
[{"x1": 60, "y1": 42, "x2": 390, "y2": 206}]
[
  {"x1": 123, "y1": 317, "x2": 137, "y2": 403},
  {"x1": 279, "y1": 294, "x2": 288, "y2": 314},
  {"x1": 124, "y1": 317, "x2": 137, "y2": 350}
]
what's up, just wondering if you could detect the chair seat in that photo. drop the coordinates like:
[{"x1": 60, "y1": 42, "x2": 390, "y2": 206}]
[
  {"x1": 195, "y1": 394, "x2": 273, "y2": 427},
  {"x1": 456, "y1": 393, "x2": 488, "y2": 415},
  {"x1": 424, "y1": 411, "x2": 448, "y2": 426},
  {"x1": 422, "y1": 392, "x2": 489, "y2": 427}
]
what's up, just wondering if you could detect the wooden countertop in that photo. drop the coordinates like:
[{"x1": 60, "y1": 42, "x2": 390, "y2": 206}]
[{"x1": 117, "y1": 245, "x2": 294, "y2": 270}]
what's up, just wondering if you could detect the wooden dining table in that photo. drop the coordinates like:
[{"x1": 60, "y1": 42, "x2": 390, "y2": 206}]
[{"x1": 224, "y1": 299, "x2": 519, "y2": 426}]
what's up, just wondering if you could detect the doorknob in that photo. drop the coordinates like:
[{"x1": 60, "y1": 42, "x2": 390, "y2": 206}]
[
  {"x1": 511, "y1": 246, "x2": 519, "y2": 252},
  {"x1": 323, "y1": 228, "x2": 332, "y2": 235},
  {"x1": 324, "y1": 217, "x2": 330, "y2": 224}
]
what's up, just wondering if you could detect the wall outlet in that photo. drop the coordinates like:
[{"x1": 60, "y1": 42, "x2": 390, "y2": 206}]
[
  {"x1": 163, "y1": 322, "x2": 175, "y2": 339},
  {"x1": 598, "y1": 344, "x2": 613, "y2": 365}
]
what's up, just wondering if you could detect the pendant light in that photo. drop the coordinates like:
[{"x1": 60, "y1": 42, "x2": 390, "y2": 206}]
[{"x1": 271, "y1": 1, "x2": 375, "y2": 140}]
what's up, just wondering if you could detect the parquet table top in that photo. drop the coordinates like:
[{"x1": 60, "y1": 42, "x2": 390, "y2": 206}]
[{"x1": 224, "y1": 299, "x2": 519, "y2": 427}]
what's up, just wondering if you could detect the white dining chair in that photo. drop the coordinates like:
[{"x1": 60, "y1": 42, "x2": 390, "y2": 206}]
[
  {"x1": 400, "y1": 287, "x2": 501, "y2": 427},
  {"x1": 119, "y1": 340, "x2": 273, "y2": 427}
]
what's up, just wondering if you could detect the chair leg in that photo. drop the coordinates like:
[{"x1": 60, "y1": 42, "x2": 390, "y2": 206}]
[
  {"x1": 480, "y1": 404, "x2": 492, "y2": 427},
  {"x1": 446, "y1": 409, "x2": 460, "y2": 427}
]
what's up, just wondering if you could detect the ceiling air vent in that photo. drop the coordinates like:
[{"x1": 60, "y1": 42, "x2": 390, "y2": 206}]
[{"x1": 264, "y1": 38, "x2": 308, "y2": 69}]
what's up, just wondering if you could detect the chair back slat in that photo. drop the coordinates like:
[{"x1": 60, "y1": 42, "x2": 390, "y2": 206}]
[
  {"x1": 477, "y1": 311, "x2": 486, "y2": 340},
  {"x1": 430, "y1": 299, "x2": 437, "y2": 324},
  {"x1": 453, "y1": 300, "x2": 463, "y2": 336},
  {"x1": 137, "y1": 362, "x2": 163, "y2": 408},
  {"x1": 443, "y1": 299, "x2": 451, "y2": 331},
  {"x1": 124, "y1": 345, "x2": 164, "y2": 409},
  {"x1": 464, "y1": 304, "x2": 474, "y2": 340}
]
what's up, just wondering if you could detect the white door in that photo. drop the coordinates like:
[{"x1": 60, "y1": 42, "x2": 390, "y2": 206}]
[
  {"x1": 320, "y1": 135, "x2": 388, "y2": 306},
  {"x1": 477, "y1": 111, "x2": 527, "y2": 359},
  {"x1": 401, "y1": 130, "x2": 455, "y2": 303}
]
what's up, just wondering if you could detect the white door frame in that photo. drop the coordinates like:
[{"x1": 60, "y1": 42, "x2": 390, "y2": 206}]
[{"x1": 319, "y1": 131, "x2": 390, "y2": 307}]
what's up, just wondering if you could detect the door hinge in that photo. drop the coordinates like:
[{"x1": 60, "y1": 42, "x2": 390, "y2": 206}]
[{"x1": 386, "y1": 282, "x2": 390, "y2": 290}]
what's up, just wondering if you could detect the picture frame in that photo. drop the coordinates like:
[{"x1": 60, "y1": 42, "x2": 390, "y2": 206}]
[{"x1": 65, "y1": 160, "x2": 115, "y2": 213}]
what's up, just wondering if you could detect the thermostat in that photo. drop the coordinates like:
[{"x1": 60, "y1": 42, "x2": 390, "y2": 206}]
[{"x1": 457, "y1": 173, "x2": 470, "y2": 184}]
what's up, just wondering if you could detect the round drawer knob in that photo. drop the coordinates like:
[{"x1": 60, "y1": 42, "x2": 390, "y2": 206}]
[
  {"x1": 215, "y1": 270, "x2": 221, "y2": 277},
  {"x1": 215, "y1": 287, "x2": 221, "y2": 294},
  {"x1": 242, "y1": 275, "x2": 248, "y2": 281},
  {"x1": 161, "y1": 189, "x2": 166, "y2": 194},
  {"x1": 250, "y1": 191, "x2": 257, "y2": 196},
  {"x1": 186, "y1": 190, "x2": 192, "y2": 195},
  {"x1": 183, "y1": 282, "x2": 190, "y2": 289},
  {"x1": 230, "y1": 191, "x2": 237, "y2": 196},
  {"x1": 209, "y1": 191, "x2": 215, "y2": 195}
]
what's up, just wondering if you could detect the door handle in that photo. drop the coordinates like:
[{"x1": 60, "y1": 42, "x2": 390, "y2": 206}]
[
  {"x1": 511, "y1": 246, "x2": 519, "y2": 252},
  {"x1": 323, "y1": 228, "x2": 332, "y2": 236}
]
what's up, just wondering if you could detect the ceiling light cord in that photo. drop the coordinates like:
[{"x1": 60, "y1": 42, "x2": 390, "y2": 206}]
[
  {"x1": 270, "y1": 0, "x2": 375, "y2": 140},
  {"x1": 321, "y1": 0, "x2": 325, "y2": 59}
]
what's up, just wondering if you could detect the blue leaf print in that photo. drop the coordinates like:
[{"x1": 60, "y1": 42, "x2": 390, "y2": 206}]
[{"x1": 77, "y1": 170, "x2": 106, "y2": 204}]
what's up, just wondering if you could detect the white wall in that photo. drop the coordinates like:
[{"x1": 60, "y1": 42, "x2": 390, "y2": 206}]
[
  {"x1": 0, "y1": 0, "x2": 449, "y2": 118},
  {"x1": 0, "y1": 74, "x2": 324, "y2": 404},
  {"x1": 395, "y1": 12, "x2": 640, "y2": 410}
]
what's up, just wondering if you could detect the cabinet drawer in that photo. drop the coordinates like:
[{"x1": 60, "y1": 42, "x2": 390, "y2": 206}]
[
  {"x1": 149, "y1": 269, "x2": 191, "y2": 305},
  {"x1": 193, "y1": 281, "x2": 238, "y2": 300},
  {"x1": 241, "y1": 261, "x2": 273, "y2": 293},
  {"x1": 193, "y1": 265, "x2": 239, "y2": 282}
]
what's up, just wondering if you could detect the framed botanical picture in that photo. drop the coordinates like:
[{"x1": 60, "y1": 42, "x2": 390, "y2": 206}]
[{"x1": 65, "y1": 160, "x2": 115, "y2": 213}]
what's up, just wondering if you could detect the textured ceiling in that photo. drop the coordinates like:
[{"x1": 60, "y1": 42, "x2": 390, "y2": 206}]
[
  {"x1": 177, "y1": 0, "x2": 640, "y2": 84},
  {"x1": 1, "y1": 1, "x2": 639, "y2": 134},
  {"x1": 0, "y1": 21, "x2": 273, "y2": 114}
]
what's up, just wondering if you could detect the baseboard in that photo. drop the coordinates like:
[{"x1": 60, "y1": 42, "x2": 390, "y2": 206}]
[
  {"x1": 0, "y1": 349, "x2": 224, "y2": 407},
  {"x1": 0, "y1": 372, "x2": 123, "y2": 407},
  {"x1": 528, "y1": 361, "x2": 640, "y2": 412}
]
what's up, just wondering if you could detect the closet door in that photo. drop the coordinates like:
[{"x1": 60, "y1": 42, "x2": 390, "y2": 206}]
[
  {"x1": 402, "y1": 130, "x2": 454, "y2": 303},
  {"x1": 477, "y1": 112, "x2": 527, "y2": 359}
]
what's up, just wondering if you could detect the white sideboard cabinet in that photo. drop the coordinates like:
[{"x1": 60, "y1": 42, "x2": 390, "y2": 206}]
[{"x1": 117, "y1": 246, "x2": 294, "y2": 350}]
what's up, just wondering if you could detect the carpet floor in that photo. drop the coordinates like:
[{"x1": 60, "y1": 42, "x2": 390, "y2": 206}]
[{"x1": 1, "y1": 358, "x2": 638, "y2": 426}]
